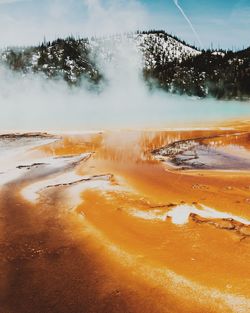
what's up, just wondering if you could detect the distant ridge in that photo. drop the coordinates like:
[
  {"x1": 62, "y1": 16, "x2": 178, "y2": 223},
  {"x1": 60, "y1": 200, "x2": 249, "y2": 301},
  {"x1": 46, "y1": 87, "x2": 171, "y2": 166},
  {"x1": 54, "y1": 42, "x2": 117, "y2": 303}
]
[{"x1": 1, "y1": 30, "x2": 249, "y2": 100}]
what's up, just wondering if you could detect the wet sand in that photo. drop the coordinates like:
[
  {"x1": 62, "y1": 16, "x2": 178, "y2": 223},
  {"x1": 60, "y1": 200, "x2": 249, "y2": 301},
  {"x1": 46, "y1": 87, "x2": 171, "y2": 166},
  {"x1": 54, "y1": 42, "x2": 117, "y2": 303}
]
[{"x1": 1, "y1": 124, "x2": 250, "y2": 313}]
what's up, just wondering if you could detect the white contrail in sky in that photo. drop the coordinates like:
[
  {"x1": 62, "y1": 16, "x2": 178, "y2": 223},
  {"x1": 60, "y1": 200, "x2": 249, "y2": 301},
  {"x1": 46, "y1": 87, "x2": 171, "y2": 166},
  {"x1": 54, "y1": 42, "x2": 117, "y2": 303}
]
[{"x1": 173, "y1": 0, "x2": 203, "y2": 47}]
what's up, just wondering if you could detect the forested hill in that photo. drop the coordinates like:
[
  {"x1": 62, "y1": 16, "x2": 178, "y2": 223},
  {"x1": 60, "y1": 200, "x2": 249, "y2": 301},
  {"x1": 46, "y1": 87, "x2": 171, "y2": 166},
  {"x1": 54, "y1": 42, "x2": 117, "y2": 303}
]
[
  {"x1": 145, "y1": 43, "x2": 250, "y2": 100},
  {"x1": 1, "y1": 31, "x2": 249, "y2": 100}
]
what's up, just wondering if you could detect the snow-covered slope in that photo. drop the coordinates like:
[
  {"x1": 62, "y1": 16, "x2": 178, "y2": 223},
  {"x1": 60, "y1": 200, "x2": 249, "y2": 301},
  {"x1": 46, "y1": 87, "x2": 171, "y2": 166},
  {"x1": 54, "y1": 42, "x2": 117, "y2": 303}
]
[{"x1": 136, "y1": 32, "x2": 200, "y2": 69}]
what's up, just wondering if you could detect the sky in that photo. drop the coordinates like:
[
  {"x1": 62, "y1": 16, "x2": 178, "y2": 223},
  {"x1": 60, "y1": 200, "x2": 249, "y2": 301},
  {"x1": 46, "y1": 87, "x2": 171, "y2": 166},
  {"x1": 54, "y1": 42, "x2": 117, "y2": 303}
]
[{"x1": 0, "y1": 0, "x2": 249, "y2": 50}]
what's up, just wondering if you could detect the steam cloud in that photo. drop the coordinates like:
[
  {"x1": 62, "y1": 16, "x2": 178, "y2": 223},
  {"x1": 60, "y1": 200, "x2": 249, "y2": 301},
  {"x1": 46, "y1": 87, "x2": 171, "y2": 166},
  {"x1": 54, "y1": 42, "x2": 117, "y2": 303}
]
[
  {"x1": 0, "y1": 54, "x2": 248, "y2": 132},
  {"x1": 172, "y1": 0, "x2": 203, "y2": 47}
]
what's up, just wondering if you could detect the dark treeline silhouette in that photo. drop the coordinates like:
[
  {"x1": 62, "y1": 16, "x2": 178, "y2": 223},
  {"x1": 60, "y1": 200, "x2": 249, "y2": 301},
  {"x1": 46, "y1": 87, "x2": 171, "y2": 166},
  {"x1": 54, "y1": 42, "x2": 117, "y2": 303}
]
[
  {"x1": 145, "y1": 47, "x2": 250, "y2": 100},
  {"x1": 3, "y1": 36, "x2": 102, "y2": 85}
]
